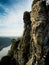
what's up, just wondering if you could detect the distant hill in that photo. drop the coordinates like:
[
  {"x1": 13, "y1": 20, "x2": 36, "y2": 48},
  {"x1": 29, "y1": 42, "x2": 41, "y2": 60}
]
[{"x1": 0, "y1": 37, "x2": 17, "y2": 50}]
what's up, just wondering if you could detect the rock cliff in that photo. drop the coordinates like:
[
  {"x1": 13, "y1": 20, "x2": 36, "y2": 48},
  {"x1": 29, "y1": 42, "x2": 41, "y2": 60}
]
[
  {"x1": 8, "y1": 0, "x2": 49, "y2": 65},
  {"x1": 14, "y1": 11, "x2": 31, "y2": 65},
  {"x1": 30, "y1": 0, "x2": 49, "y2": 65}
]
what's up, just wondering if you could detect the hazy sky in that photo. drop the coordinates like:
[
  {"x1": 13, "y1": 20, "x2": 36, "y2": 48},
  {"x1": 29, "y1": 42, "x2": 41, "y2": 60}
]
[{"x1": 0, "y1": 0, "x2": 33, "y2": 37}]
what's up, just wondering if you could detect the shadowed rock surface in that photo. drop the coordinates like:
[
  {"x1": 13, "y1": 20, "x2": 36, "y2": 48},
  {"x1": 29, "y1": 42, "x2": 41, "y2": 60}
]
[{"x1": 0, "y1": 56, "x2": 19, "y2": 65}]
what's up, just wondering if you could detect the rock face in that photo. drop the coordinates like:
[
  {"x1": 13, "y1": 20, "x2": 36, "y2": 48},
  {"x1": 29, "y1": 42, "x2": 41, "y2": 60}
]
[
  {"x1": 8, "y1": 0, "x2": 49, "y2": 65},
  {"x1": 30, "y1": 0, "x2": 49, "y2": 65}
]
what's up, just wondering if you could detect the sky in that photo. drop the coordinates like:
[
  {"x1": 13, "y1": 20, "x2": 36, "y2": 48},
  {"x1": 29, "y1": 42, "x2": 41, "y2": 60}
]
[
  {"x1": 0, "y1": 0, "x2": 33, "y2": 37},
  {"x1": 0, "y1": 0, "x2": 49, "y2": 37}
]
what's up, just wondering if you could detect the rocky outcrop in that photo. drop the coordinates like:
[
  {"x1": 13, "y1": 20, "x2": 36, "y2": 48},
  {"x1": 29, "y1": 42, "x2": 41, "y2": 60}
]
[
  {"x1": 29, "y1": 0, "x2": 49, "y2": 65},
  {"x1": 8, "y1": 39, "x2": 20, "y2": 57},
  {"x1": 16, "y1": 11, "x2": 31, "y2": 65},
  {"x1": 8, "y1": 11, "x2": 31, "y2": 65},
  {"x1": 8, "y1": 0, "x2": 49, "y2": 65},
  {"x1": 24, "y1": 0, "x2": 49, "y2": 65}
]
